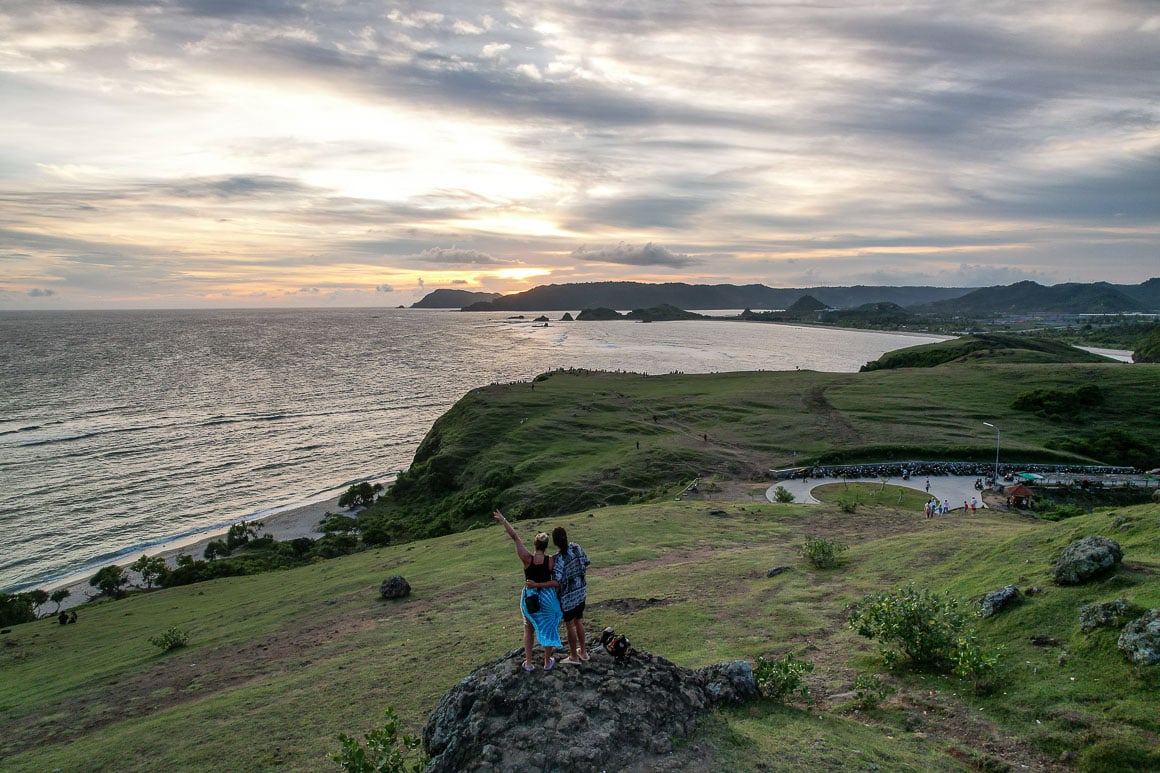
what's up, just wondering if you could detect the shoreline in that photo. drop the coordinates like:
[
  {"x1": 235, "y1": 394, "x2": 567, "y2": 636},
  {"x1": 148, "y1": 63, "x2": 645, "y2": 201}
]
[{"x1": 46, "y1": 494, "x2": 351, "y2": 612}]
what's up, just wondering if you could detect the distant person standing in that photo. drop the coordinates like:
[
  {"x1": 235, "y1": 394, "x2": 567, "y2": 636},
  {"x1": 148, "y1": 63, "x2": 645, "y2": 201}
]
[{"x1": 552, "y1": 526, "x2": 591, "y2": 664}]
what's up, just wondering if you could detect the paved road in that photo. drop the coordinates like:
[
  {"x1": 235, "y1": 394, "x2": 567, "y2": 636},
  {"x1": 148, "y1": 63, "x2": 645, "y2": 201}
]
[{"x1": 768, "y1": 474, "x2": 991, "y2": 512}]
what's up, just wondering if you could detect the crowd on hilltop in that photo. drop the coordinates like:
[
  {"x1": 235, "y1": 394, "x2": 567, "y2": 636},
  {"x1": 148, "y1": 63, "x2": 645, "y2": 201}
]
[{"x1": 774, "y1": 461, "x2": 1139, "y2": 481}]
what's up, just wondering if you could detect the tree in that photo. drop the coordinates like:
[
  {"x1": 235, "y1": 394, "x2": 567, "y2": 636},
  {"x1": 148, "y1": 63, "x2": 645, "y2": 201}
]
[
  {"x1": 50, "y1": 588, "x2": 71, "y2": 613},
  {"x1": 204, "y1": 540, "x2": 231, "y2": 560},
  {"x1": 89, "y1": 565, "x2": 129, "y2": 599},
  {"x1": 339, "y1": 482, "x2": 383, "y2": 510},
  {"x1": 226, "y1": 521, "x2": 262, "y2": 550},
  {"x1": 130, "y1": 554, "x2": 168, "y2": 588},
  {"x1": 0, "y1": 593, "x2": 38, "y2": 627},
  {"x1": 28, "y1": 588, "x2": 49, "y2": 615}
]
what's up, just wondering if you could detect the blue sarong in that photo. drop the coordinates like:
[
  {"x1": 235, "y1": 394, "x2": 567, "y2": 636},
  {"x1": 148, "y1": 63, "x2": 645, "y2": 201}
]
[{"x1": 521, "y1": 587, "x2": 562, "y2": 648}]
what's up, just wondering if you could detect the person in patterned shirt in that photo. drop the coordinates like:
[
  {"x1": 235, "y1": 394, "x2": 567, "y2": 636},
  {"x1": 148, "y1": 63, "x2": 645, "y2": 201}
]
[{"x1": 552, "y1": 526, "x2": 591, "y2": 665}]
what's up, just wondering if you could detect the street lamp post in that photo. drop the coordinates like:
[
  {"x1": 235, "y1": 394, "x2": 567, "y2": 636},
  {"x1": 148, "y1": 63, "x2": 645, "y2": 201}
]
[{"x1": 983, "y1": 422, "x2": 1000, "y2": 484}]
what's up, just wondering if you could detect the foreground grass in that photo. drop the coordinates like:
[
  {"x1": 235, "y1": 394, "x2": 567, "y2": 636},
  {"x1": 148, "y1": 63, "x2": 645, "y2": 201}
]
[{"x1": 3, "y1": 497, "x2": 1158, "y2": 771}]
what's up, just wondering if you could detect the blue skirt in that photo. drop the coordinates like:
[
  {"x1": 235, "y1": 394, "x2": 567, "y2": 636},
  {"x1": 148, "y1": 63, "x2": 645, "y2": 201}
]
[{"x1": 521, "y1": 587, "x2": 563, "y2": 648}]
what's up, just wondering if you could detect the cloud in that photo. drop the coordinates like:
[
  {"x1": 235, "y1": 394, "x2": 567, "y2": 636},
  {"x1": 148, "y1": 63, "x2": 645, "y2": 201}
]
[
  {"x1": 27, "y1": 287, "x2": 55, "y2": 297},
  {"x1": 409, "y1": 247, "x2": 514, "y2": 266},
  {"x1": 375, "y1": 284, "x2": 394, "y2": 293},
  {"x1": 572, "y1": 242, "x2": 696, "y2": 268}
]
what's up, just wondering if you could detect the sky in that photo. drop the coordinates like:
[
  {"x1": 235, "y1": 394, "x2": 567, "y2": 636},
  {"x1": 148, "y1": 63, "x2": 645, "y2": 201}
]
[{"x1": 1, "y1": 1, "x2": 1158, "y2": 309}]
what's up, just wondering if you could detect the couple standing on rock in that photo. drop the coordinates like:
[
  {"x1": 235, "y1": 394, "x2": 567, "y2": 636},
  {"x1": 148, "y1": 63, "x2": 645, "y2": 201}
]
[{"x1": 494, "y1": 510, "x2": 591, "y2": 672}]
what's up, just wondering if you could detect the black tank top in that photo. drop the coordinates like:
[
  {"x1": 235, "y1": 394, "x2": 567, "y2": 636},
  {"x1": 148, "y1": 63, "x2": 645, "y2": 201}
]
[{"x1": 524, "y1": 555, "x2": 552, "y2": 583}]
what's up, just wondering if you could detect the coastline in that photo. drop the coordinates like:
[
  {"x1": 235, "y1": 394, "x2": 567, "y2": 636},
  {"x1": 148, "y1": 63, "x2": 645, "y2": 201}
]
[{"x1": 47, "y1": 494, "x2": 349, "y2": 612}]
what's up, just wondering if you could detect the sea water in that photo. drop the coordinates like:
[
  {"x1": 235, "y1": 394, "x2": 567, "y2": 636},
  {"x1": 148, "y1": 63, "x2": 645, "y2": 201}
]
[{"x1": 0, "y1": 308, "x2": 945, "y2": 591}]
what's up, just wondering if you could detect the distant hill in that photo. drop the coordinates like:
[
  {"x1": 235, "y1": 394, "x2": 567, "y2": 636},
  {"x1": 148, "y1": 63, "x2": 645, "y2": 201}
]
[
  {"x1": 921, "y1": 281, "x2": 1150, "y2": 316},
  {"x1": 411, "y1": 289, "x2": 502, "y2": 308},
  {"x1": 1116, "y1": 277, "x2": 1160, "y2": 309},
  {"x1": 624, "y1": 304, "x2": 706, "y2": 322},
  {"x1": 457, "y1": 281, "x2": 973, "y2": 312},
  {"x1": 860, "y1": 333, "x2": 1113, "y2": 371}
]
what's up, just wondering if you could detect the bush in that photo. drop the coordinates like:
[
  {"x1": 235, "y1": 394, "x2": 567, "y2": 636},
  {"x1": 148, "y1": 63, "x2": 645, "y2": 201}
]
[
  {"x1": 753, "y1": 653, "x2": 814, "y2": 704},
  {"x1": 850, "y1": 672, "x2": 897, "y2": 710},
  {"x1": 773, "y1": 485, "x2": 795, "y2": 503},
  {"x1": 951, "y1": 630, "x2": 1000, "y2": 694},
  {"x1": 847, "y1": 583, "x2": 969, "y2": 669},
  {"x1": 334, "y1": 706, "x2": 427, "y2": 773},
  {"x1": 149, "y1": 626, "x2": 189, "y2": 651},
  {"x1": 798, "y1": 536, "x2": 847, "y2": 568}
]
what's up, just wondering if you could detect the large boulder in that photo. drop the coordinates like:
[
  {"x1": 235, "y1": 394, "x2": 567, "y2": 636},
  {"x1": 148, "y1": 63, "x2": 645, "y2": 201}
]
[
  {"x1": 1118, "y1": 610, "x2": 1160, "y2": 666},
  {"x1": 979, "y1": 585, "x2": 1023, "y2": 617},
  {"x1": 422, "y1": 645, "x2": 756, "y2": 772},
  {"x1": 379, "y1": 575, "x2": 411, "y2": 599},
  {"x1": 1052, "y1": 536, "x2": 1123, "y2": 586}
]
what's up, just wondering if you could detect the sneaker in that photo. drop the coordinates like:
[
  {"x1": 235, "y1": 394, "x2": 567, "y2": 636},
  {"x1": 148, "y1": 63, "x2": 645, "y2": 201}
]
[{"x1": 561, "y1": 656, "x2": 583, "y2": 665}]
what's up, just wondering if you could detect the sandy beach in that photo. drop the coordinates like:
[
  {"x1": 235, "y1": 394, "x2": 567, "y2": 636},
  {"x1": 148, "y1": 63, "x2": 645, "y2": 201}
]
[{"x1": 48, "y1": 495, "x2": 350, "y2": 612}]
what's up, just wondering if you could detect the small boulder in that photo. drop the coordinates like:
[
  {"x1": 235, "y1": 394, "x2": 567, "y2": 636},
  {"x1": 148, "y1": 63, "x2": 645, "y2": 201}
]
[
  {"x1": 1079, "y1": 598, "x2": 1139, "y2": 633},
  {"x1": 379, "y1": 575, "x2": 412, "y2": 600},
  {"x1": 1052, "y1": 536, "x2": 1123, "y2": 586},
  {"x1": 1118, "y1": 610, "x2": 1160, "y2": 666},
  {"x1": 979, "y1": 585, "x2": 1023, "y2": 617}
]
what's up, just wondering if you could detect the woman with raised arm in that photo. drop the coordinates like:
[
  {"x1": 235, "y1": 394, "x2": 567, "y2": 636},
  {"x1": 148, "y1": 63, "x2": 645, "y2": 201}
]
[{"x1": 493, "y1": 510, "x2": 562, "y2": 671}]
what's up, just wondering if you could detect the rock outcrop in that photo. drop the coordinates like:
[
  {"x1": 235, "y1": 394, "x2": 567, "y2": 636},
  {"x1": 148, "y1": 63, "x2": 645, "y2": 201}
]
[
  {"x1": 1079, "y1": 598, "x2": 1139, "y2": 633},
  {"x1": 1052, "y1": 536, "x2": 1123, "y2": 585},
  {"x1": 979, "y1": 585, "x2": 1022, "y2": 617},
  {"x1": 1118, "y1": 610, "x2": 1160, "y2": 666},
  {"x1": 422, "y1": 645, "x2": 756, "y2": 773}
]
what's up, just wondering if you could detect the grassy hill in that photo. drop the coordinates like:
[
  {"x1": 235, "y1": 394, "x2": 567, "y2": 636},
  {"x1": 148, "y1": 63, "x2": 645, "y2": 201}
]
[
  {"x1": 4, "y1": 348, "x2": 1159, "y2": 771},
  {"x1": 359, "y1": 345, "x2": 1157, "y2": 542},
  {"x1": 3, "y1": 498, "x2": 1158, "y2": 771}
]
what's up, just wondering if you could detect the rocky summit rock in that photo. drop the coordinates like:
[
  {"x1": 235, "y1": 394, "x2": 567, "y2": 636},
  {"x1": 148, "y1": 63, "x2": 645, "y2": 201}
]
[
  {"x1": 422, "y1": 645, "x2": 756, "y2": 773},
  {"x1": 1079, "y1": 598, "x2": 1139, "y2": 633},
  {"x1": 979, "y1": 585, "x2": 1023, "y2": 617},
  {"x1": 1118, "y1": 609, "x2": 1160, "y2": 666},
  {"x1": 379, "y1": 575, "x2": 411, "y2": 600},
  {"x1": 1052, "y1": 536, "x2": 1123, "y2": 586}
]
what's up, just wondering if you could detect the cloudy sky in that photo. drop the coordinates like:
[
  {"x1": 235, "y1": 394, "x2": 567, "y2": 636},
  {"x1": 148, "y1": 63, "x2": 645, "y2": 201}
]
[{"x1": 1, "y1": 0, "x2": 1157, "y2": 308}]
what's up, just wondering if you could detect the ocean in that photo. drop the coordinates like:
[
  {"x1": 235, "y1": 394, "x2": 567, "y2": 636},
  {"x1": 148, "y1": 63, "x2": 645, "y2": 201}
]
[{"x1": 0, "y1": 308, "x2": 946, "y2": 592}]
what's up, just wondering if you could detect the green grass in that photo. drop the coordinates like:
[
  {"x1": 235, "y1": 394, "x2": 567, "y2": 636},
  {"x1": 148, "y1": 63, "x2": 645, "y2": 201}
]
[
  {"x1": 5, "y1": 353, "x2": 1160, "y2": 771},
  {"x1": 4, "y1": 498, "x2": 1159, "y2": 771}
]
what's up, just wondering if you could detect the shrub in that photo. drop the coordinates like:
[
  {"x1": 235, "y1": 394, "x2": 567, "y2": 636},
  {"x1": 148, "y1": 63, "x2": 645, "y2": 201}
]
[
  {"x1": 847, "y1": 583, "x2": 970, "y2": 669},
  {"x1": 753, "y1": 653, "x2": 814, "y2": 704},
  {"x1": 773, "y1": 485, "x2": 795, "y2": 503},
  {"x1": 149, "y1": 626, "x2": 189, "y2": 651},
  {"x1": 334, "y1": 706, "x2": 428, "y2": 773},
  {"x1": 850, "y1": 672, "x2": 897, "y2": 710},
  {"x1": 836, "y1": 495, "x2": 859, "y2": 513},
  {"x1": 951, "y1": 631, "x2": 1001, "y2": 694},
  {"x1": 798, "y1": 536, "x2": 847, "y2": 568}
]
